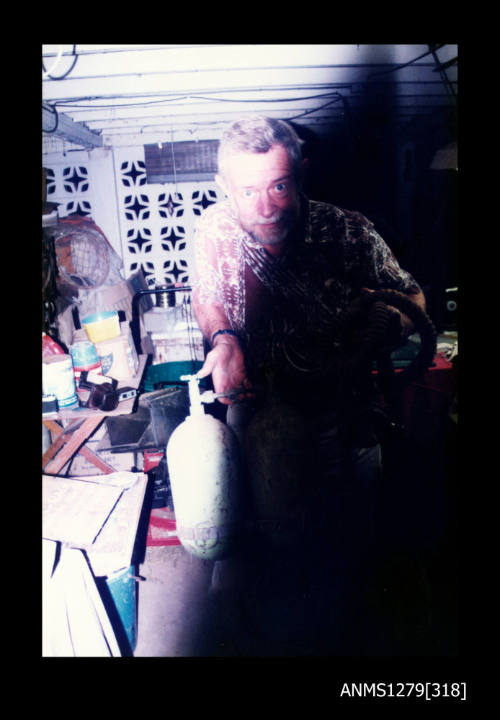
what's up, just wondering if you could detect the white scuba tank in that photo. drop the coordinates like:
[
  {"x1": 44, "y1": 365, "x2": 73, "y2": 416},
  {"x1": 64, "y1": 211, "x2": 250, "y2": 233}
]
[{"x1": 166, "y1": 375, "x2": 242, "y2": 560}]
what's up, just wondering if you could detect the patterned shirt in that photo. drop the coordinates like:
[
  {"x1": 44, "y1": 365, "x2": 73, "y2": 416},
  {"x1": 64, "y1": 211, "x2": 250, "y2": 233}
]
[{"x1": 192, "y1": 195, "x2": 421, "y2": 392}]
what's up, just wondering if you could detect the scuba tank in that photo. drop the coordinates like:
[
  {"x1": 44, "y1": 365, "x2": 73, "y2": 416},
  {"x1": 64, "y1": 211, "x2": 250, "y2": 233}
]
[
  {"x1": 243, "y1": 369, "x2": 311, "y2": 547},
  {"x1": 245, "y1": 397, "x2": 309, "y2": 543},
  {"x1": 166, "y1": 375, "x2": 243, "y2": 560}
]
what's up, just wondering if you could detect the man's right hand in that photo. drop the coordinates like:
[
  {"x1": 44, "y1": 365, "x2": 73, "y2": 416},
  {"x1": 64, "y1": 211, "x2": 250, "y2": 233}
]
[{"x1": 196, "y1": 336, "x2": 253, "y2": 405}]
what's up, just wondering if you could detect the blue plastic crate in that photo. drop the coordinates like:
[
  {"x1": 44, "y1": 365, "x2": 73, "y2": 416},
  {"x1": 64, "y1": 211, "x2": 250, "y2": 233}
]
[{"x1": 143, "y1": 360, "x2": 204, "y2": 392}]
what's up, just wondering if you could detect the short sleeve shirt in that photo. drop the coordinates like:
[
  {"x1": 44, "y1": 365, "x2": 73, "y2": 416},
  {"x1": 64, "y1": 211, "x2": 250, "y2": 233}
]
[{"x1": 192, "y1": 195, "x2": 421, "y2": 386}]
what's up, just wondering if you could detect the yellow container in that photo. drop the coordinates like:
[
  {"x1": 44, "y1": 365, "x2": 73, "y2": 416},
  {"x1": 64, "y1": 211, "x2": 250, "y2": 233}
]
[{"x1": 82, "y1": 311, "x2": 120, "y2": 343}]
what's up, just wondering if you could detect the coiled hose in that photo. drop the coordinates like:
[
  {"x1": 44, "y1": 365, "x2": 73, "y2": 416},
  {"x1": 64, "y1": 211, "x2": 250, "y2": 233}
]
[
  {"x1": 333, "y1": 289, "x2": 437, "y2": 445},
  {"x1": 338, "y1": 289, "x2": 437, "y2": 392}
]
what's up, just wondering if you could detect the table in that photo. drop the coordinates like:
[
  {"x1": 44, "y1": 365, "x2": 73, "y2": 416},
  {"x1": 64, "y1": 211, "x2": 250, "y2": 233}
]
[
  {"x1": 42, "y1": 470, "x2": 149, "y2": 656},
  {"x1": 42, "y1": 470, "x2": 149, "y2": 576},
  {"x1": 42, "y1": 355, "x2": 148, "y2": 476}
]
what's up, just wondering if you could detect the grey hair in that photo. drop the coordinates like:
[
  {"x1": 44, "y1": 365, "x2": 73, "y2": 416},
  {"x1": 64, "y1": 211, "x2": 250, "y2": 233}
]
[{"x1": 217, "y1": 115, "x2": 304, "y2": 181}]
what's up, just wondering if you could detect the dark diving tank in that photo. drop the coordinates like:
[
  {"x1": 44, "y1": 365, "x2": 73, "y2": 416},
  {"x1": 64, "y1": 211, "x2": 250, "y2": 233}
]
[{"x1": 244, "y1": 390, "x2": 311, "y2": 546}]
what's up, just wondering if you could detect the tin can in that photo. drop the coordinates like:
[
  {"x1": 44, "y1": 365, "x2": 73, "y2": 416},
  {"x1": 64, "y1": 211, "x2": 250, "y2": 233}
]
[
  {"x1": 42, "y1": 393, "x2": 58, "y2": 415},
  {"x1": 95, "y1": 336, "x2": 131, "y2": 380},
  {"x1": 70, "y1": 341, "x2": 102, "y2": 382},
  {"x1": 70, "y1": 340, "x2": 102, "y2": 401},
  {"x1": 42, "y1": 354, "x2": 78, "y2": 408},
  {"x1": 155, "y1": 285, "x2": 170, "y2": 307}
]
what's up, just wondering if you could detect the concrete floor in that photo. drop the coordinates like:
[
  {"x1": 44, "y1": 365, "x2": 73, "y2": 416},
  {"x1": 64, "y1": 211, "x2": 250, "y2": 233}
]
[
  {"x1": 133, "y1": 537, "x2": 364, "y2": 657},
  {"x1": 134, "y1": 545, "x2": 214, "y2": 657},
  {"x1": 132, "y1": 534, "x2": 458, "y2": 658},
  {"x1": 129, "y1": 419, "x2": 458, "y2": 658}
]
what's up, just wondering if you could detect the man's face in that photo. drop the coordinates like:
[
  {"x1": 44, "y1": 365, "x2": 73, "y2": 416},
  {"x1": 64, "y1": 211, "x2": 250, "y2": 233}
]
[{"x1": 217, "y1": 144, "x2": 301, "y2": 248}]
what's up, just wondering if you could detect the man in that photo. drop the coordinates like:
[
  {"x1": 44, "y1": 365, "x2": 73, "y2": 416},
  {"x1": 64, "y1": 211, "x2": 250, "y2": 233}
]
[
  {"x1": 193, "y1": 116, "x2": 424, "y2": 367},
  {"x1": 192, "y1": 114, "x2": 424, "y2": 435},
  {"x1": 190, "y1": 115, "x2": 426, "y2": 653},
  {"x1": 198, "y1": 117, "x2": 428, "y2": 508}
]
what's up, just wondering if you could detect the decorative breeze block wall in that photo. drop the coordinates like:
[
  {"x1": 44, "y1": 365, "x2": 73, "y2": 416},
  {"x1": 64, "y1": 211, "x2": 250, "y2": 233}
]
[
  {"x1": 43, "y1": 145, "x2": 225, "y2": 290},
  {"x1": 113, "y1": 147, "x2": 224, "y2": 289},
  {"x1": 44, "y1": 160, "x2": 93, "y2": 218}
]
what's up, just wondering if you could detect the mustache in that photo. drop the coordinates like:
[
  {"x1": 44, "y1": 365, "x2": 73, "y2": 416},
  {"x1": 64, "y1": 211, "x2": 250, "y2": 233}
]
[{"x1": 254, "y1": 212, "x2": 286, "y2": 225}]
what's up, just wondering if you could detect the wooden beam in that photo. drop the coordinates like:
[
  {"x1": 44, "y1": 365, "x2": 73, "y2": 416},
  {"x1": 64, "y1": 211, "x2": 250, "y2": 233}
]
[{"x1": 42, "y1": 104, "x2": 103, "y2": 149}]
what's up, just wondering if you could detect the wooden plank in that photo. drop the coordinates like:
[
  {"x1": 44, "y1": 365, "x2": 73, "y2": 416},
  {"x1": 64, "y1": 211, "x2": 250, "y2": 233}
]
[
  {"x1": 42, "y1": 472, "x2": 148, "y2": 577},
  {"x1": 43, "y1": 419, "x2": 63, "y2": 436},
  {"x1": 44, "y1": 416, "x2": 104, "y2": 474},
  {"x1": 76, "y1": 445, "x2": 116, "y2": 474},
  {"x1": 43, "y1": 418, "x2": 115, "y2": 474},
  {"x1": 42, "y1": 418, "x2": 87, "y2": 469},
  {"x1": 88, "y1": 473, "x2": 148, "y2": 576},
  {"x1": 42, "y1": 420, "x2": 66, "y2": 467},
  {"x1": 43, "y1": 475, "x2": 123, "y2": 547}
]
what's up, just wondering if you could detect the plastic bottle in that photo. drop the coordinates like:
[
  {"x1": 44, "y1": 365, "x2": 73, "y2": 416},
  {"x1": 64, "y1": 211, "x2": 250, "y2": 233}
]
[{"x1": 166, "y1": 375, "x2": 243, "y2": 560}]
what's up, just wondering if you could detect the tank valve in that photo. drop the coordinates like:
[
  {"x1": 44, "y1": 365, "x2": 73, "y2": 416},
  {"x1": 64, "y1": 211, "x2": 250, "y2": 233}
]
[{"x1": 180, "y1": 374, "x2": 244, "y2": 406}]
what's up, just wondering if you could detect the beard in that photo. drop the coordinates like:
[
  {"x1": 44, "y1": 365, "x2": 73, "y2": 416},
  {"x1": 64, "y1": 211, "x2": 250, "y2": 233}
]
[
  {"x1": 249, "y1": 224, "x2": 289, "y2": 246},
  {"x1": 247, "y1": 204, "x2": 300, "y2": 246}
]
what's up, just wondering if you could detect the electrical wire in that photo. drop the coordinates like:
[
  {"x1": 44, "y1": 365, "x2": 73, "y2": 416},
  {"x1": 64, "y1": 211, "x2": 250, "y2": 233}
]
[
  {"x1": 181, "y1": 292, "x2": 199, "y2": 369},
  {"x1": 47, "y1": 82, "x2": 451, "y2": 135},
  {"x1": 50, "y1": 90, "x2": 352, "y2": 112},
  {"x1": 286, "y1": 93, "x2": 344, "y2": 120},
  {"x1": 43, "y1": 45, "x2": 79, "y2": 81},
  {"x1": 428, "y1": 44, "x2": 456, "y2": 99},
  {"x1": 367, "y1": 45, "x2": 446, "y2": 78},
  {"x1": 43, "y1": 104, "x2": 59, "y2": 133},
  {"x1": 54, "y1": 95, "x2": 192, "y2": 110},
  {"x1": 42, "y1": 45, "x2": 63, "y2": 79},
  {"x1": 191, "y1": 91, "x2": 351, "y2": 105},
  {"x1": 42, "y1": 49, "x2": 455, "y2": 140}
]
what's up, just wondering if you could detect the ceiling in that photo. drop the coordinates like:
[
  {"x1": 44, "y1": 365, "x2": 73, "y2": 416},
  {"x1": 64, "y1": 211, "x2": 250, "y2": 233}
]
[{"x1": 42, "y1": 44, "x2": 457, "y2": 152}]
